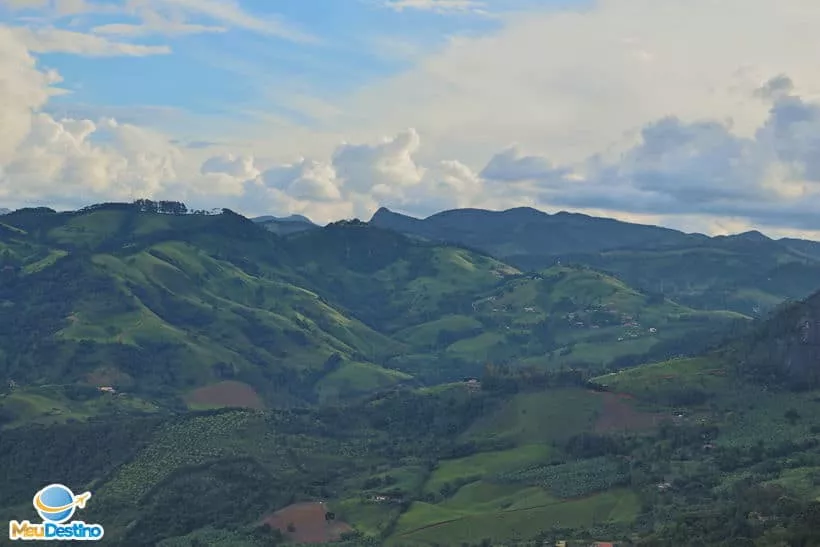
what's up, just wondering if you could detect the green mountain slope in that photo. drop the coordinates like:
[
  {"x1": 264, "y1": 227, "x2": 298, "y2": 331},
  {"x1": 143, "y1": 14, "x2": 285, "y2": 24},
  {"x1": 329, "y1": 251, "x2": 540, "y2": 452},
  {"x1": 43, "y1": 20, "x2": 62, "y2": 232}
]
[
  {"x1": 2, "y1": 204, "x2": 820, "y2": 546},
  {"x1": 0, "y1": 203, "x2": 753, "y2": 427},
  {"x1": 0, "y1": 205, "x2": 408, "y2": 416},
  {"x1": 557, "y1": 234, "x2": 820, "y2": 316},
  {"x1": 370, "y1": 206, "x2": 698, "y2": 258},
  {"x1": 371, "y1": 206, "x2": 820, "y2": 318},
  {"x1": 386, "y1": 265, "x2": 748, "y2": 381}
]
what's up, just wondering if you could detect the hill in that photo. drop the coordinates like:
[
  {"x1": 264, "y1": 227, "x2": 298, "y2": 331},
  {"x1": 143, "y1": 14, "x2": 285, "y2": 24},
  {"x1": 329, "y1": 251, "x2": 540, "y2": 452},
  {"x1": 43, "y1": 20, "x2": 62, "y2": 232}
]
[
  {"x1": 0, "y1": 202, "x2": 754, "y2": 425},
  {"x1": 370, "y1": 206, "x2": 699, "y2": 258},
  {"x1": 3, "y1": 200, "x2": 820, "y2": 546},
  {"x1": 0, "y1": 203, "x2": 410, "y2": 419},
  {"x1": 253, "y1": 214, "x2": 319, "y2": 236},
  {"x1": 371, "y1": 206, "x2": 820, "y2": 316},
  {"x1": 5, "y1": 281, "x2": 820, "y2": 547}
]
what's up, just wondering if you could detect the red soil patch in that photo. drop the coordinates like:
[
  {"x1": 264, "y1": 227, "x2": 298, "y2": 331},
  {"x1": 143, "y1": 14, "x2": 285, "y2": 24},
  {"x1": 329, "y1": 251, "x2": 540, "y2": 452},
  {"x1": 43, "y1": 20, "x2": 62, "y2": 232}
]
[
  {"x1": 262, "y1": 502, "x2": 352, "y2": 544},
  {"x1": 186, "y1": 380, "x2": 264, "y2": 410},
  {"x1": 591, "y1": 391, "x2": 665, "y2": 433}
]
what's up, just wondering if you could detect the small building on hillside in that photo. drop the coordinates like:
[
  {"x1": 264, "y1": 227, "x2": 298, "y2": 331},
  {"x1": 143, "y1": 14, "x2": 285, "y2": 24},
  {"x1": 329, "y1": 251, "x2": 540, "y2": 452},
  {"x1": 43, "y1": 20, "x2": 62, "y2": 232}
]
[
  {"x1": 463, "y1": 378, "x2": 481, "y2": 392},
  {"x1": 98, "y1": 386, "x2": 116, "y2": 393}
]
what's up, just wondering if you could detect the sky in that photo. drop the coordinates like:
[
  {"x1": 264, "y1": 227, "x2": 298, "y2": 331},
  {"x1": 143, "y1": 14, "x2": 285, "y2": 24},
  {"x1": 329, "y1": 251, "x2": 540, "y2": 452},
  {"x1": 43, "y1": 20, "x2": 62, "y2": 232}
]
[{"x1": 3, "y1": 0, "x2": 820, "y2": 238}]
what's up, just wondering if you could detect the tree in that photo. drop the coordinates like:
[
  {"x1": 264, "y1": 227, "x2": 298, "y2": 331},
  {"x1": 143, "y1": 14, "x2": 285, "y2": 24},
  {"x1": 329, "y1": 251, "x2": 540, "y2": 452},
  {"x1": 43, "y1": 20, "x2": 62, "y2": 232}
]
[{"x1": 785, "y1": 408, "x2": 801, "y2": 425}]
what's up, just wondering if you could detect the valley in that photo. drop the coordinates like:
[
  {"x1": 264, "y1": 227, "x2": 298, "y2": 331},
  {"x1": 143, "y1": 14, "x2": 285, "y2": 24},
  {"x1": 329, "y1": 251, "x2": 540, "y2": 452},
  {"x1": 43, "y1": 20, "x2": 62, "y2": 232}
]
[{"x1": 2, "y1": 202, "x2": 820, "y2": 546}]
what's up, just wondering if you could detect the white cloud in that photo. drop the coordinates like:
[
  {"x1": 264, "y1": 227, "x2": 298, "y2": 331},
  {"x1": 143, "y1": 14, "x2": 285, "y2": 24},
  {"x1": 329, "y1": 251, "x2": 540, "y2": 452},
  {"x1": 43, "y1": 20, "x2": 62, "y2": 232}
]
[
  {"x1": 480, "y1": 146, "x2": 570, "y2": 184},
  {"x1": 9, "y1": 0, "x2": 820, "y2": 239},
  {"x1": 384, "y1": 0, "x2": 486, "y2": 13},
  {"x1": 198, "y1": 128, "x2": 488, "y2": 222},
  {"x1": 1, "y1": 114, "x2": 185, "y2": 203},
  {"x1": 147, "y1": 0, "x2": 318, "y2": 43},
  {"x1": 4, "y1": 0, "x2": 313, "y2": 42},
  {"x1": 321, "y1": 0, "x2": 820, "y2": 171},
  {"x1": 201, "y1": 152, "x2": 258, "y2": 180},
  {"x1": 12, "y1": 26, "x2": 171, "y2": 56},
  {"x1": 3, "y1": 0, "x2": 50, "y2": 10},
  {"x1": 0, "y1": 26, "x2": 56, "y2": 162},
  {"x1": 333, "y1": 129, "x2": 425, "y2": 194},
  {"x1": 92, "y1": 20, "x2": 225, "y2": 38}
]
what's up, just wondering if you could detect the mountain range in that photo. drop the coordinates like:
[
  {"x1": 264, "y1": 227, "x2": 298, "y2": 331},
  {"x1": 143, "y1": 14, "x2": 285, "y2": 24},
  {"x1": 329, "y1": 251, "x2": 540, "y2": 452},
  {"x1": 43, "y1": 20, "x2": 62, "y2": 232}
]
[
  {"x1": 371, "y1": 206, "x2": 820, "y2": 315},
  {"x1": 2, "y1": 200, "x2": 820, "y2": 546}
]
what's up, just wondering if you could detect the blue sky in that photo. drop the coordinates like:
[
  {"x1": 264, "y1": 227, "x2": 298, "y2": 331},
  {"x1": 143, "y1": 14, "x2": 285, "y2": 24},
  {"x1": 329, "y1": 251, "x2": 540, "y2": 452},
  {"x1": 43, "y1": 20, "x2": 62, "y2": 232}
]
[
  {"x1": 6, "y1": 0, "x2": 554, "y2": 122},
  {"x1": 3, "y1": 0, "x2": 820, "y2": 238}
]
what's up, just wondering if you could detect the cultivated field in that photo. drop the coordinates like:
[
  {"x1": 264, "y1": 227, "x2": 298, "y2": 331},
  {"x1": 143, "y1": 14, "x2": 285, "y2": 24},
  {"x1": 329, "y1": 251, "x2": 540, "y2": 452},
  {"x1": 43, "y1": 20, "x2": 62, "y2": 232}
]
[
  {"x1": 185, "y1": 380, "x2": 265, "y2": 410},
  {"x1": 262, "y1": 502, "x2": 352, "y2": 544}
]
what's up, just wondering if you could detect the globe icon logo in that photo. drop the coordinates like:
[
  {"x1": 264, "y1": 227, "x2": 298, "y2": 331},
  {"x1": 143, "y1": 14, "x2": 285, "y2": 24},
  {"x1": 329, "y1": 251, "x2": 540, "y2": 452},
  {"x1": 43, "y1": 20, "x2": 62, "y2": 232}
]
[{"x1": 33, "y1": 484, "x2": 88, "y2": 523}]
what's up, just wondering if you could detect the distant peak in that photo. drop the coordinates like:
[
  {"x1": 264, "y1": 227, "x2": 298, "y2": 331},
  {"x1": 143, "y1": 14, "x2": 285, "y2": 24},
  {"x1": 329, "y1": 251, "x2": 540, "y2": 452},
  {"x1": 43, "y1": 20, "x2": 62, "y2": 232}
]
[
  {"x1": 370, "y1": 207, "x2": 420, "y2": 222},
  {"x1": 371, "y1": 206, "x2": 394, "y2": 219},
  {"x1": 253, "y1": 214, "x2": 314, "y2": 225},
  {"x1": 731, "y1": 230, "x2": 772, "y2": 242},
  {"x1": 504, "y1": 206, "x2": 548, "y2": 216},
  {"x1": 279, "y1": 214, "x2": 313, "y2": 224},
  {"x1": 740, "y1": 230, "x2": 770, "y2": 239}
]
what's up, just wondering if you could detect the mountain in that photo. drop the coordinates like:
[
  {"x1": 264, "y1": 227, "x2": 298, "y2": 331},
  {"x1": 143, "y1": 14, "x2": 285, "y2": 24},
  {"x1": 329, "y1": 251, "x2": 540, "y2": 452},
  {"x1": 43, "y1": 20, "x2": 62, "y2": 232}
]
[
  {"x1": 1, "y1": 287, "x2": 818, "y2": 546},
  {"x1": 0, "y1": 202, "x2": 747, "y2": 426},
  {"x1": 0, "y1": 204, "x2": 409, "y2": 413},
  {"x1": 4, "y1": 200, "x2": 820, "y2": 547},
  {"x1": 721, "y1": 289, "x2": 820, "y2": 388},
  {"x1": 253, "y1": 214, "x2": 314, "y2": 224},
  {"x1": 372, "y1": 206, "x2": 820, "y2": 316},
  {"x1": 253, "y1": 213, "x2": 318, "y2": 235},
  {"x1": 780, "y1": 236, "x2": 820, "y2": 260},
  {"x1": 0, "y1": 208, "x2": 9, "y2": 215},
  {"x1": 370, "y1": 206, "x2": 704, "y2": 258}
]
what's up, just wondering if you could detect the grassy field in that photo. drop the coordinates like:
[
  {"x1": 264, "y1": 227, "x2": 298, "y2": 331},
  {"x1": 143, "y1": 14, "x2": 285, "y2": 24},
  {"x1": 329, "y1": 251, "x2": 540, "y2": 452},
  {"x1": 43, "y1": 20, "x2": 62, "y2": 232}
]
[
  {"x1": 389, "y1": 489, "x2": 640, "y2": 545},
  {"x1": 315, "y1": 362, "x2": 413, "y2": 402},
  {"x1": 464, "y1": 388, "x2": 603, "y2": 445},
  {"x1": 424, "y1": 444, "x2": 554, "y2": 494},
  {"x1": 0, "y1": 385, "x2": 159, "y2": 428},
  {"x1": 593, "y1": 356, "x2": 730, "y2": 399}
]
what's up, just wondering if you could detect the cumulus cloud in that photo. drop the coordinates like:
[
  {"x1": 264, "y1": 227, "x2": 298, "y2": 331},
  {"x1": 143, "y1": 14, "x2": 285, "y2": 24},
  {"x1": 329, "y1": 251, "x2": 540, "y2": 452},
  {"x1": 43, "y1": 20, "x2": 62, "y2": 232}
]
[
  {"x1": 10, "y1": 0, "x2": 820, "y2": 239},
  {"x1": 2, "y1": 114, "x2": 183, "y2": 203},
  {"x1": 0, "y1": 26, "x2": 56, "y2": 162},
  {"x1": 197, "y1": 127, "x2": 489, "y2": 221},
  {"x1": 201, "y1": 153, "x2": 258, "y2": 180},
  {"x1": 333, "y1": 129, "x2": 425, "y2": 194},
  {"x1": 0, "y1": 26, "x2": 187, "y2": 207},
  {"x1": 326, "y1": 0, "x2": 820, "y2": 172},
  {"x1": 499, "y1": 79, "x2": 820, "y2": 232},
  {"x1": 480, "y1": 146, "x2": 570, "y2": 184}
]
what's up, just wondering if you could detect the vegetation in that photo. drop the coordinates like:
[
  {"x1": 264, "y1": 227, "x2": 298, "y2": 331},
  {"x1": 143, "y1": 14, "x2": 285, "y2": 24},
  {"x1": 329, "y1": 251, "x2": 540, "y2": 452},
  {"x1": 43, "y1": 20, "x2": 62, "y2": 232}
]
[{"x1": 3, "y1": 201, "x2": 820, "y2": 546}]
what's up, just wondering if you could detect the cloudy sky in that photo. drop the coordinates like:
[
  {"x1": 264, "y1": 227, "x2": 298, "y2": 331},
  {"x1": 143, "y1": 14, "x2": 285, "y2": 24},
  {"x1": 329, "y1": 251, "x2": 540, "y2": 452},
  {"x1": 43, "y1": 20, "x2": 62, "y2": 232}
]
[{"x1": 3, "y1": 0, "x2": 820, "y2": 238}]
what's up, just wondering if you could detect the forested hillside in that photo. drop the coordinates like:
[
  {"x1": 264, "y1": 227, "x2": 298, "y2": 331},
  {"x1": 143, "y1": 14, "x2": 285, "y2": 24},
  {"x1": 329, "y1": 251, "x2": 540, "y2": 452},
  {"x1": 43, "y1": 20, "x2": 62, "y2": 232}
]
[
  {"x1": 2, "y1": 201, "x2": 820, "y2": 546},
  {"x1": 372, "y1": 207, "x2": 820, "y2": 317}
]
